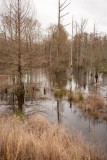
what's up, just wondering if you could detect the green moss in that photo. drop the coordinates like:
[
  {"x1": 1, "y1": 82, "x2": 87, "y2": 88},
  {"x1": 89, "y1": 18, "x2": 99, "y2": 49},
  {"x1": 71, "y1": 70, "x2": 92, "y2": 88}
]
[
  {"x1": 91, "y1": 112, "x2": 99, "y2": 119},
  {"x1": 99, "y1": 66, "x2": 107, "y2": 73},
  {"x1": 103, "y1": 115, "x2": 107, "y2": 121},
  {"x1": 77, "y1": 92, "x2": 84, "y2": 101},
  {"x1": 25, "y1": 92, "x2": 31, "y2": 98},
  {"x1": 16, "y1": 110, "x2": 24, "y2": 119},
  {"x1": 39, "y1": 96, "x2": 49, "y2": 100},
  {"x1": 54, "y1": 88, "x2": 68, "y2": 98}
]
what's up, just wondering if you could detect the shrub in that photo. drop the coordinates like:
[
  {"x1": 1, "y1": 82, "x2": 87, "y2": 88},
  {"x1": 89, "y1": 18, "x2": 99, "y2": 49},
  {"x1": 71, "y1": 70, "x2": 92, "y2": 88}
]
[
  {"x1": 103, "y1": 115, "x2": 107, "y2": 121},
  {"x1": 68, "y1": 91, "x2": 84, "y2": 103},
  {"x1": 87, "y1": 95, "x2": 104, "y2": 110},
  {"x1": 91, "y1": 111, "x2": 99, "y2": 119},
  {"x1": 77, "y1": 92, "x2": 84, "y2": 101},
  {"x1": 54, "y1": 88, "x2": 68, "y2": 98}
]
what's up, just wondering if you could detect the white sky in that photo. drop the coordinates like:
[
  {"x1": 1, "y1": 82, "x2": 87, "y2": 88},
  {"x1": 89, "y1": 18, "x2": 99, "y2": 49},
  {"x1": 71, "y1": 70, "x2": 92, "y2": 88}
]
[{"x1": 35, "y1": 0, "x2": 107, "y2": 35}]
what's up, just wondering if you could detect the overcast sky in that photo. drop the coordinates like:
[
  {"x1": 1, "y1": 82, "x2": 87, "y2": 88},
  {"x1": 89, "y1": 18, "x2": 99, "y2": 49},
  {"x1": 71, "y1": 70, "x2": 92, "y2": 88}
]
[{"x1": 35, "y1": 0, "x2": 107, "y2": 35}]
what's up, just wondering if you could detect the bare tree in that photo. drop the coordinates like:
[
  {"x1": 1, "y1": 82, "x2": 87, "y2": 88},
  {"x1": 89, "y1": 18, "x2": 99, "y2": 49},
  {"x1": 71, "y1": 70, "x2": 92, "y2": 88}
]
[
  {"x1": 1, "y1": 0, "x2": 37, "y2": 111},
  {"x1": 57, "y1": 0, "x2": 70, "y2": 66}
]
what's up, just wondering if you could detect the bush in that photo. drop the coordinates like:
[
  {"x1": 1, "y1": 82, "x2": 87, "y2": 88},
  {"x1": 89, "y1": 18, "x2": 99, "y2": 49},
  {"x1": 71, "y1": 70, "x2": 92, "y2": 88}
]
[
  {"x1": 54, "y1": 88, "x2": 68, "y2": 98},
  {"x1": 87, "y1": 95, "x2": 104, "y2": 110},
  {"x1": 68, "y1": 91, "x2": 84, "y2": 103},
  {"x1": 103, "y1": 115, "x2": 107, "y2": 121},
  {"x1": 77, "y1": 92, "x2": 84, "y2": 101},
  {"x1": 91, "y1": 111, "x2": 99, "y2": 119}
]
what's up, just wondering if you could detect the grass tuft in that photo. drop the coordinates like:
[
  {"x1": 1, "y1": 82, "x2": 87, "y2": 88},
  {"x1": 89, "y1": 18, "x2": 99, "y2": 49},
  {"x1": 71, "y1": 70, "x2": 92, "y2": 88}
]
[
  {"x1": 54, "y1": 88, "x2": 68, "y2": 98},
  {"x1": 91, "y1": 111, "x2": 99, "y2": 119},
  {"x1": 68, "y1": 91, "x2": 84, "y2": 103},
  {"x1": 103, "y1": 115, "x2": 107, "y2": 121}
]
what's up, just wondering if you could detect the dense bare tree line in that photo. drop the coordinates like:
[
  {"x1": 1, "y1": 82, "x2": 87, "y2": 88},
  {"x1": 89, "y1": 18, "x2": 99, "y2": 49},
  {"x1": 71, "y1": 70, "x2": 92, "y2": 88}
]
[
  {"x1": 0, "y1": 0, "x2": 107, "y2": 111},
  {"x1": 0, "y1": 0, "x2": 46, "y2": 110},
  {"x1": 44, "y1": 22, "x2": 107, "y2": 73}
]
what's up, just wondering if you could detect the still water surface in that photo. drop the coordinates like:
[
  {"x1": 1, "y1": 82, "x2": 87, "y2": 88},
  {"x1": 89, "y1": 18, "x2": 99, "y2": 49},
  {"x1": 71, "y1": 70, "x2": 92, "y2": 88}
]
[
  {"x1": 0, "y1": 68, "x2": 107, "y2": 158},
  {"x1": 24, "y1": 69, "x2": 107, "y2": 158}
]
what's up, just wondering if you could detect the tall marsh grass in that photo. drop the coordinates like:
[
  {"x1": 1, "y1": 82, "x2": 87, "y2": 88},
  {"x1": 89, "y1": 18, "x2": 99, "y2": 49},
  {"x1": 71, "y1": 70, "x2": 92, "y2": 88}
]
[{"x1": 0, "y1": 113, "x2": 104, "y2": 160}]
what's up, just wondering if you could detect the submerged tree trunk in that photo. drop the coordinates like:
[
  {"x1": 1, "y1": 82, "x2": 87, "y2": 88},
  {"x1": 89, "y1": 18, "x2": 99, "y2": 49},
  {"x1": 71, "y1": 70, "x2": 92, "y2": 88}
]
[
  {"x1": 16, "y1": 0, "x2": 24, "y2": 111},
  {"x1": 17, "y1": 83, "x2": 25, "y2": 111},
  {"x1": 69, "y1": 17, "x2": 74, "y2": 92},
  {"x1": 57, "y1": 100, "x2": 60, "y2": 123}
]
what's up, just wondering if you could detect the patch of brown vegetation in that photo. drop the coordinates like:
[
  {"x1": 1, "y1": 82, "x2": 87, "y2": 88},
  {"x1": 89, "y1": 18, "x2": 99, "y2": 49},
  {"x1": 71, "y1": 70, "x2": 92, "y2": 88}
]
[
  {"x1": 84, "y1": 94, "x2": 105, "y2": 112},
  {"x1": 0, "y1": 113, "x2": 104, "y2": 160},
  {"x1": 68, "y1": 91, "x2": 84, "y2": 103}
]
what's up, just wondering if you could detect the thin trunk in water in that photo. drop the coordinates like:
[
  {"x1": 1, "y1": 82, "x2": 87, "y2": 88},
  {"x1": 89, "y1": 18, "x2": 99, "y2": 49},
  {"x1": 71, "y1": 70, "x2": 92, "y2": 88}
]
[
  {"x1": 57, "y1": 0, "x2": 60, "y2": 67},
  {"x1": 57, "y1": 100, "x2": 60, "y2": 123},
  {"x1": 70, "y1": 17, "x2": 74, "y2": 92},
  {"x1": 16, "y1": 0, "x2": 24, "y2": 111}
]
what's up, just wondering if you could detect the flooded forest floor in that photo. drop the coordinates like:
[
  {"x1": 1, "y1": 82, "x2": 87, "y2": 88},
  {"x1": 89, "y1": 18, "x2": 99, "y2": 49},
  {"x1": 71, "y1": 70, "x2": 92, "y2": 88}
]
[{"x1": 0, "y1": 68, "x2": 107, "y2": 159}]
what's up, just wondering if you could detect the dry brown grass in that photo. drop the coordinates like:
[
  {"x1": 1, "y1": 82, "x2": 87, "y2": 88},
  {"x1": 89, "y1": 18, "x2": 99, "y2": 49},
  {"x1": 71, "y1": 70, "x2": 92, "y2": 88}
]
[
  {"x1": 0, "y1": 113, "x2": 104, "y2": 160},
  {"x1": 89, "y1": 95, "x2": 104, "y2": 109},
  {"x1": 68, "y1": 91, "x2": 84, "y2": 103},
  {"x1": 84, "y1": 94, "x2": 105, "y2": 112}
]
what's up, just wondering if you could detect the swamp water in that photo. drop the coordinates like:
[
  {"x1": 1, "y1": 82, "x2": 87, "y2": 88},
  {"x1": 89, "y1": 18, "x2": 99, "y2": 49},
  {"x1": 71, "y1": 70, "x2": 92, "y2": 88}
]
[{"x1": 0, "y1": 68, "x2": 107, "y2": 158}]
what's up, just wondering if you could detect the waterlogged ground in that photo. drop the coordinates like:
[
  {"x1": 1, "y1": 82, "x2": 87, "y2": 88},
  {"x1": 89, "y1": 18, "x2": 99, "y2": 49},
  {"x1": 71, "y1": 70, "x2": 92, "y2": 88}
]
[
  {"x1": 40, "y1": 100, "x2": 107, "y2": 156},
  {"x1": 0, "y1": 68, "x2": 107, "y2": 158},
  {"x1": 24, "y1": 69, "x2": 107, "y2": 158},
  {"x1": 26, "y1": 69, "x2": 107, "y2": 158}
]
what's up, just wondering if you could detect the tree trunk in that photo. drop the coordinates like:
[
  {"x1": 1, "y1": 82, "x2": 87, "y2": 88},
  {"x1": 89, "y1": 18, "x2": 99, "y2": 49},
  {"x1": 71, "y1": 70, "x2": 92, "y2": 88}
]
[
  {"x1": 17, "y1": 82, "x2": 25, "y2": 111},
  {"x1": 17, "y1": 0, "x2": 24, "y2": 111}
]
